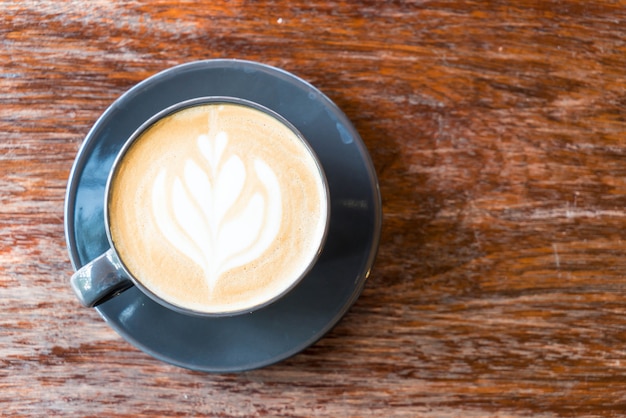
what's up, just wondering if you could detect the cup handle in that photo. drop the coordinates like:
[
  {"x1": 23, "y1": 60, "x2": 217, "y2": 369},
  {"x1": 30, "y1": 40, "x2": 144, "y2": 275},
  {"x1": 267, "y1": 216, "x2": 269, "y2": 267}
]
[{"x1": 71, "y1": 248, "x2": 134, "y2": 307}]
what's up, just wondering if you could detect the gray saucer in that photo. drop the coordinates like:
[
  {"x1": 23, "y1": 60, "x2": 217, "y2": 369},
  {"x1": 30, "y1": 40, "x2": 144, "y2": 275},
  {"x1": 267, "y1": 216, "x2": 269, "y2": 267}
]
[{"x1": 65, "y1": 59, "x2": 382, "y2": 372}]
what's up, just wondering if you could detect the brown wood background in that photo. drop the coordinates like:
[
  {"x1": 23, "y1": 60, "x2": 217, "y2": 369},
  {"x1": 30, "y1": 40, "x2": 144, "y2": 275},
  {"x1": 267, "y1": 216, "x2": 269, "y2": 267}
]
[{"x1": 2, "y1": 1, "x2": 626, "y2": 416}]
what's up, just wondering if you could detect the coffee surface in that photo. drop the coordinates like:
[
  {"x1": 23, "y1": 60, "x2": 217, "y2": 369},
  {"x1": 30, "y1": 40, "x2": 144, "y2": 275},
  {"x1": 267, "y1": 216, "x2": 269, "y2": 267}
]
[{"x1": 108, "y1": 103, "x2": 328, "y2": 314}]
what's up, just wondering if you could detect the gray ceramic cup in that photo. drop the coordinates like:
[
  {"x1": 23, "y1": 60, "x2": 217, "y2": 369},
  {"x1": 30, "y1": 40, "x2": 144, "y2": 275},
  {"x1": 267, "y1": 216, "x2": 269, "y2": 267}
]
[{"x1": 71, "y1": 96, "x2": 330, "y2": 317}]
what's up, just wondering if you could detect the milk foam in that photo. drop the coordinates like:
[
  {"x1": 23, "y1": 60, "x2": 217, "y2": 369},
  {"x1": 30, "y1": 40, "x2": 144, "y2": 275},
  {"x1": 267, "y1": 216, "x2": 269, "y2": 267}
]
[{"x1": 151, "y1": 132, "x2": 282, "y2": 293}]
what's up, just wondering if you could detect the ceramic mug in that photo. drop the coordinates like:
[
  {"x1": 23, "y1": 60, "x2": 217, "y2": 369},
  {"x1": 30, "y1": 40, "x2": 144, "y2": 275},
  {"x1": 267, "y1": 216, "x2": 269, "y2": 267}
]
[{"x1": 71, "y1": 96, "x2": 330, "y2": 317}]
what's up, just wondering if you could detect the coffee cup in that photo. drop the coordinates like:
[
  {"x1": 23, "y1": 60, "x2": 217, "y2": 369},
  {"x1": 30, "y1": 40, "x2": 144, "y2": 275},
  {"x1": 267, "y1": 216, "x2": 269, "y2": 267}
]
[{"x1": 71, "y1": 96, "x2": 330, "y2": 316}]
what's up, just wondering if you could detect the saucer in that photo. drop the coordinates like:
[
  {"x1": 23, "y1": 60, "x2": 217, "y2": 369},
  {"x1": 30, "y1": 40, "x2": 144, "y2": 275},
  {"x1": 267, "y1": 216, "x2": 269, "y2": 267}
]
[{"x1": 65, "y1": 59, "x2": 382, "y2": 372}]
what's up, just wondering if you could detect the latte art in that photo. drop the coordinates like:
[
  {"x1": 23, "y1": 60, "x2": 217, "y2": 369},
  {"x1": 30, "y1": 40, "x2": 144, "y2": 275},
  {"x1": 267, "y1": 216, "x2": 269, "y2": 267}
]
[
  {"x1": 108, "y1": 101, "x2": 328, "y2": 314},
  {"x1": 151, "y1": 126, "x2": 282, "y2": 293}
]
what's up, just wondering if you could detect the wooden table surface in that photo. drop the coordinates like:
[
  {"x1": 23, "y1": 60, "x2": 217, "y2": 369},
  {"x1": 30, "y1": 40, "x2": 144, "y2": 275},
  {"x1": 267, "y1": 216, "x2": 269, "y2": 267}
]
[{"x1": 2, "y1": 1, "x2": 626, "y2": 416}]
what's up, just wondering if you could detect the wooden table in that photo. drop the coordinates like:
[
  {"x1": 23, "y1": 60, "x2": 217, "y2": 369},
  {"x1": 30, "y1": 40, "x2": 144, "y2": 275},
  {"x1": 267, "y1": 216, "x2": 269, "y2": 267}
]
[{"x1": 2, "y1": 1, "x2": 626, "y2": 416}]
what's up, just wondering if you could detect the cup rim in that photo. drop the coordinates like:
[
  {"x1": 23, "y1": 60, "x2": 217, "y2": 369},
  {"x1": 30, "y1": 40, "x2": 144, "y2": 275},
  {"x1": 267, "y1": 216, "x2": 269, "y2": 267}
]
[{"x1": 103, "y1": 96, "x2": 331, "y2": 317}]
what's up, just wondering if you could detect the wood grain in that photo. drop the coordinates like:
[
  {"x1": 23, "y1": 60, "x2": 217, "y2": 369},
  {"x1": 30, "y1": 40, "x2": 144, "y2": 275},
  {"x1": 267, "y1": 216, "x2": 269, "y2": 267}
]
[{"x1": 2, "y1": 0, "x2": 626, "y2": 416}]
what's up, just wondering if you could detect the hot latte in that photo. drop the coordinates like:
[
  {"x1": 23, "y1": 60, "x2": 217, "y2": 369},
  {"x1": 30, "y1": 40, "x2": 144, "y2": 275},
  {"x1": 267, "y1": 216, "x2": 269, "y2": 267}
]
[{"x1": 108, "y1": 101, "x2": 328, "y2": 314}]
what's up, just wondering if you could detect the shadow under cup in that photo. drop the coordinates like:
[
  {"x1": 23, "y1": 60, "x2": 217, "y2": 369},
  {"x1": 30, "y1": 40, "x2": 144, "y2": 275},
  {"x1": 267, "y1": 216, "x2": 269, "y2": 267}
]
[{"x1": 71, "y1": 96, "x2": 330, "y2": 317}]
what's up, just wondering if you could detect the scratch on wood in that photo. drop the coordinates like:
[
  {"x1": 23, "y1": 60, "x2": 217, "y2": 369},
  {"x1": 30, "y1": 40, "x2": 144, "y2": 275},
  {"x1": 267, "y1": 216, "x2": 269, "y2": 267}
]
[{"x1": 552, "y1": 243, "x2": 560, "y2": 269}]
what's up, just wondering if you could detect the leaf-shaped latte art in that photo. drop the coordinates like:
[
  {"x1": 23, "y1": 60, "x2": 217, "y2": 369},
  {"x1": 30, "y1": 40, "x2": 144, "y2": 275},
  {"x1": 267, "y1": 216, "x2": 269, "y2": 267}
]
[{"x1": 152, "y1": 129, "x2": 282, "y2": 294}]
